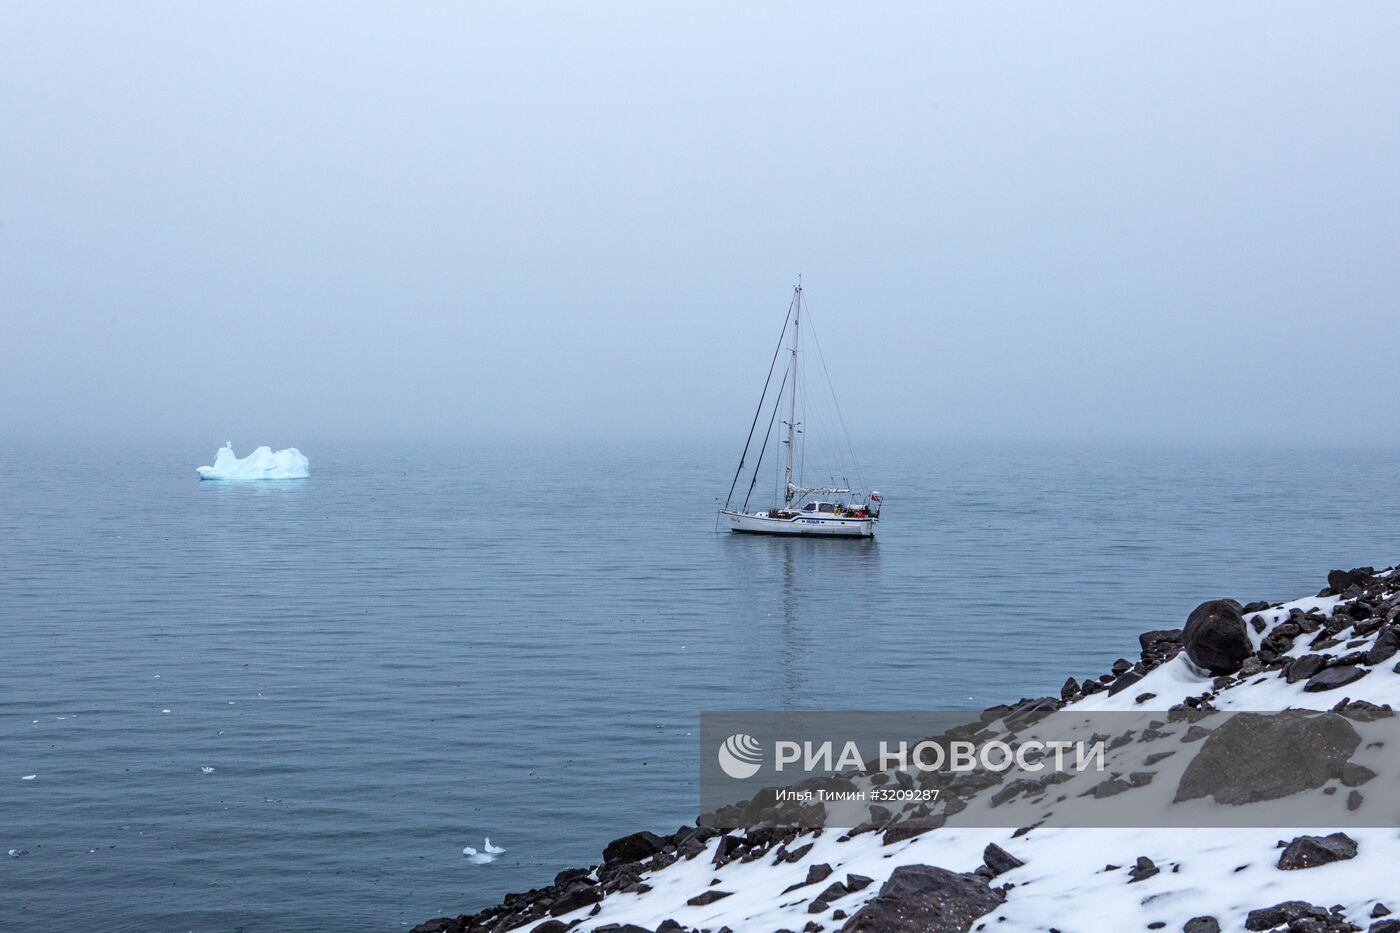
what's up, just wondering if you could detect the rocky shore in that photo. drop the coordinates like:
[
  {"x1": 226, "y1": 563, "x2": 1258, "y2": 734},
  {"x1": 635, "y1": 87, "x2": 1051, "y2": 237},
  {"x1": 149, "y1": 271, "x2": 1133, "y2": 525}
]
[{"x1": 413, "y1": 565, "x2": 1400, "y2": 933}]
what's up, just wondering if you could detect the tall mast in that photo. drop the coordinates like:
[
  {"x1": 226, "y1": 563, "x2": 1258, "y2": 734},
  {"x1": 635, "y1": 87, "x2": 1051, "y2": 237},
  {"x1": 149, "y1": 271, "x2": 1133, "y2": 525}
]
[{"x1": 784, "y1": 278, "x2": 801, "y2": 506}]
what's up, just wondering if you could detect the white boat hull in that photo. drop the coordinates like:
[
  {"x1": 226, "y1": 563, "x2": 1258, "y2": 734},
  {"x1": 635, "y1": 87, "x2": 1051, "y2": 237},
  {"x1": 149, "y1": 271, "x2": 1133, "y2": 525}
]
[{"x1": 722, "y1": 509, "x2": 877, "y2": 538}]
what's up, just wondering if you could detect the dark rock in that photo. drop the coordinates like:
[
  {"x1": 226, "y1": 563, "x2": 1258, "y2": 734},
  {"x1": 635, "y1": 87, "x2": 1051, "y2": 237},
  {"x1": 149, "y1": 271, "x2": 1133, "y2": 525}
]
[
  {"x1": 1347, "y1": 600, "x2": 1377, "y2": 620},
  {"x1": 1083, "y1": 772, "x2": 1153, "y2": 798},
  {"x1": 554, "y1": 867, "x2": 590, "y2": 887},
  {"x1": 1184, "y1": 918, "x2": 1221, "y2": 933},
  {"x1": 1286, "y1": 654, "x2": 1329, "y2": 683},
  {"x1": 1371, "y1": 921, "x2": 1400, "y2": 933},
  {"x1": 1182, "y1": 724, "x2": 1212, "y2": 743},
  {"x1": 1176, "y1": 711, "x2": 1362, "y2": 805},
  {"x1": 777, "y1": 842, "x2": 815, "y2": 864},
  {"x1": 1366, "y1": 628, "x2": 1400, "y2": 665},
  {"x1": 593, "y1": 926, "x2": 655, "y2": 933},
  {"x1": 550, "y1": 881, "x2": 603, "y2": 916},
  {"x1": 1304, "y1": 665, "x2": 1369, "y2": 692},
  {"x1": 1108, "y1": 670, "x2": 1144, "y2": 695},
  {"x1": 1060, "y1": 677, "x2": 1079, "y2": 700},
  {"x1": 604, "y1": 831, "x2": 664, "y2": 865},
  {"x1": 838, "y1": 864, "x2": 1003, "y2": 932},
  {"x1": 783, "y1": 863, "x2": 834, "y2": 894},
  {"x1": 599, "y1": 859, "x2": 644, "y2": 883},
  {"x1": 711, "y1": 835, "x2": 743, "y2": 866},
  {"x1": 846, "y1": 874, "x2": 873, "y2": 892},
  {"x1": 981, "y1": 843, "x2": 1025, "y2": 877},
  {"x1": 530, "y1": 923, "x2": 572, "y2": 933},
  {"x1": 686, "y1": 889, "x2": 733, "y2": 906},
  {"x1": 810, "y1": 881, "x2": 849, "y2": 908},
  {"x1": 1135, "y1": 692, "x2": 1157, "y2": 704},
  {"x1": 1335, "y1": 650, "x2": 1370, "y2": 668},
  {"x1": 1140, "y1": 629, "x2": 1184, "y2": 660},
  {"x1": 1277, "y1": 832, "x2": 1358, "y2": 870},
  {"x1": 1127, "y1": 856, "x2": 1159, "y2": 883},
  {"x1": 656, "y1": 922, "x2": 685, "y2": 933},
  {"x1": 1183, "y1": 600, "x2": 1252, "y2": 675},
  {"x1": 1375, "y1": 904, "x2": 1392, "y2": 918},
  {"x1": 989, "y1": 778, "x2": 1040, "y2": 807},
  {"x1": 673, "y1": 824, "x2": 717, "y2": 847},
  {"x1": 1328, "y1": 568, "x2": 1373, "y2": 594},
  {"x1": 1246, "y1": 902, "x2": 1331, "y2": 930},
  {"x1": 881, "y1": 824, "x2": 933, "y2": 845}
]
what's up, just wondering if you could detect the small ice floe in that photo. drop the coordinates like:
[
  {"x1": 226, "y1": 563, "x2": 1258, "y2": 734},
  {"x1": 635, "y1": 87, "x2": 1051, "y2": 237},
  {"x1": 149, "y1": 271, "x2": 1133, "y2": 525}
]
[
  {"x1": 197, "y1": 442, "x2": 310, "y2": 481},
  {"x1": 161, "y1": 709, "x2": 171, "y2": 714},
  {"x1": 7, "y1": 849, "x2": 27, "y2": 859},
  {"x1": 200, "y1": 767, "x2": 216, "y2": 774},
  {"x1": 21, "y1": 775, "x2": 36, "y2": 781},
  {"x1": 462, "y1": 838, "x2": 504, "y2": 864}
]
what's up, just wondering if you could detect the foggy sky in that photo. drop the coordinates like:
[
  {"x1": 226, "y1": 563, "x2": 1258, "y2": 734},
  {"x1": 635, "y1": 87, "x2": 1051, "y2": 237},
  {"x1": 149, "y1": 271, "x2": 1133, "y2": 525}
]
[{"x1": 4, "y1": 3, "x2": 1399, "y2": 447}]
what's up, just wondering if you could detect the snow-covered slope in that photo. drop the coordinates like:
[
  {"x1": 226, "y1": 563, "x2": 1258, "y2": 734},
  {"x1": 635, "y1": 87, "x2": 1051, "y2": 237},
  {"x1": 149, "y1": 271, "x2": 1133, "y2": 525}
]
[
  {"x1": 414, "y1": 566, "x2": 1400, "y2": 933},
  {"x1": 196, "y1": 443, "x2": 309, "y2": 480}
]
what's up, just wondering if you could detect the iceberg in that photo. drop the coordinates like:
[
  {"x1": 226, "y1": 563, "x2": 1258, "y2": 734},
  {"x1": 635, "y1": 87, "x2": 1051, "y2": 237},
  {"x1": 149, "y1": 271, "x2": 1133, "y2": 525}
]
[{"x1": 196, "y1": 443, "x2": 310, "y2": 481}]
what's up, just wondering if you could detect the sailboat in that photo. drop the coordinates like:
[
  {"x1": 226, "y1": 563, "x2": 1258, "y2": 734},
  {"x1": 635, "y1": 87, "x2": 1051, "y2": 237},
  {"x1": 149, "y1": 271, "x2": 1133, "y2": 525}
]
[{"x1": 720, "y1": 280, "x2": 881, "y2": 537}]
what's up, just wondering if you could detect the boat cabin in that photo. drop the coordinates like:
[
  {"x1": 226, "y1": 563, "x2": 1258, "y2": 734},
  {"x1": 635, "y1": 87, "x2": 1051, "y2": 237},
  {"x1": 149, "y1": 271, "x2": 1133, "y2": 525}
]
[{"x1": 798, "y1": 500, "x2": 871, "y2": 519}]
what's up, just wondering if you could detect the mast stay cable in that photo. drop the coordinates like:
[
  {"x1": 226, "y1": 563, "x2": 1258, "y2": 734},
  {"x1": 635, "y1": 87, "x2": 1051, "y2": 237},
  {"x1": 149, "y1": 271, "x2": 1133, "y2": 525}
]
[
  {"x1": 742, "y1": 365, "x2": 790, "y2": 513},
  {"x1": 724, "y1": 294, "x2": 796, "y2": 510}
]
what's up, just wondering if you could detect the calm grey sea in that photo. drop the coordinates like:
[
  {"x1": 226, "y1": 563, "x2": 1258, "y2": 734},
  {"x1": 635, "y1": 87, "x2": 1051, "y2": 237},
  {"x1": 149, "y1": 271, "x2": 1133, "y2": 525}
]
[{"x1": 3, "y1": 441, "x2": 1398, "y2": 930}]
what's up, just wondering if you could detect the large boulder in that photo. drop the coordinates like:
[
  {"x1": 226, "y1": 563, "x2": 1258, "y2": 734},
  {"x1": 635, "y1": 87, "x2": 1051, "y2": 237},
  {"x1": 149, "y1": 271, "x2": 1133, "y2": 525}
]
[
  {"x1": 1183, "y1": 600, "x2": 1252, "y2": 675},
  {"x1": 1174, "y1": 711, "x2": 1361, "y2": 806},
  {"x1": 839, "y1": 865, "x2": 1003, "y2": 932}
]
